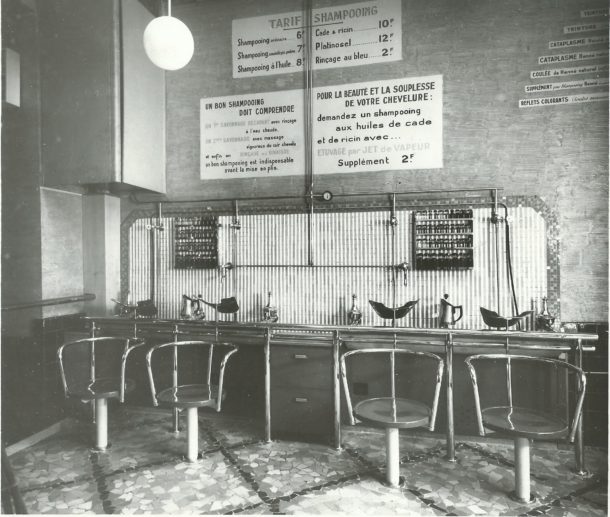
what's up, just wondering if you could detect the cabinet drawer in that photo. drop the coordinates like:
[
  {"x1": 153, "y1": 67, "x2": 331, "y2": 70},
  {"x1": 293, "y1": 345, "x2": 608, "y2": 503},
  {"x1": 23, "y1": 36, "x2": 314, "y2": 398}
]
[
  {"x1": 270, "y1": 345, "x2": 332, "y2": 389},
  {"x1": 271, "y1": 387, "x2": 333, "y2": 437}
]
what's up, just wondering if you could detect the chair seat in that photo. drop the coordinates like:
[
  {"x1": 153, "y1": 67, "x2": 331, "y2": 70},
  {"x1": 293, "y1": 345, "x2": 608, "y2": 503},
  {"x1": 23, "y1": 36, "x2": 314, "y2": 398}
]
[
  {"x1": 69, "y1": 378, "x2": 135, "y2": 401},
  {"x1": 482, "y1": 406, "x2": 569, "y2": 440},
  {"x1": 156, "y1": 384, "x2": 220, "y2": 409},
  {"x1": 353, "y1": 397, "x2": 430, "y2": 429}
]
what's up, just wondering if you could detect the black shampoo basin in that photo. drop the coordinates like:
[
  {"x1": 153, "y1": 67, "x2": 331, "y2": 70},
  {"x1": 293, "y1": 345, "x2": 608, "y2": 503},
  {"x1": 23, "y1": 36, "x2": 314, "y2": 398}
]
[
  {"x1": 369, "y1": 300, "x2": 419, "y2": 320},
  {"x1": 480, "y1": 307, "x2": 532, "y2": 329}
]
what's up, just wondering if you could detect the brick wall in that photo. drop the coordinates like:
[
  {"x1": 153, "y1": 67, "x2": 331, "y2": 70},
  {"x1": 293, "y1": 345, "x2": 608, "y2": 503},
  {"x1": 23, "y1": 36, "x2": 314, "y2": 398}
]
[{"x1": 164, "y1": 0, "x2": 608, "y2": 322}]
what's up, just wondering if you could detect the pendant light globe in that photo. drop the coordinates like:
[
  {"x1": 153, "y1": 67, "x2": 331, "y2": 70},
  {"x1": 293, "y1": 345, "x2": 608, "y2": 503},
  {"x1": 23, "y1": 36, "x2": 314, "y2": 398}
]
[{"x1": 143, "y1": 15, "x2": 194, "y2": 71}]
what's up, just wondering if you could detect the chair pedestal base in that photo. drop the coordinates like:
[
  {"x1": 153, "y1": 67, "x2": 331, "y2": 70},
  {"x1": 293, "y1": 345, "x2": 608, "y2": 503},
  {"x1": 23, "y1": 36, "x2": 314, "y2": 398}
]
[
  {"x1": 95, "y1": 398, "x2": 108, "y2": 450},
  {"x1": 385, "y1": 428, "x2": 400, "y2": 487},
  {"x1": 186, "y1": 407, "x2": 199, "y2": 462},
  {"x1": 509, "y1": 491, "x2": 536, "y2": 504},
  {"x1": 514, "y1": 437, "x2": 531, "y2": 503},
  {"x1": 572, "y1": 468, "x2": 592, "y2": 477}
]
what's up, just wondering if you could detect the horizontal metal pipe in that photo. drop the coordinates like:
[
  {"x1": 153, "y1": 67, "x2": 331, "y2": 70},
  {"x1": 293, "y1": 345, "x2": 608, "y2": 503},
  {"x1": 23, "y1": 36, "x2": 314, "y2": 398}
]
[
  {"x1": 2, "y1": 293, "x2": 96, "y2": 311},
  {"x1": 231, "y1": 265, "x2": 398, "y2": 269},
  {"x1": 130, "y1": 187, "x2": 503, "y2": 206},
  {"x1": 80, "y1": 317, "x2": 597, "y2": 344}
]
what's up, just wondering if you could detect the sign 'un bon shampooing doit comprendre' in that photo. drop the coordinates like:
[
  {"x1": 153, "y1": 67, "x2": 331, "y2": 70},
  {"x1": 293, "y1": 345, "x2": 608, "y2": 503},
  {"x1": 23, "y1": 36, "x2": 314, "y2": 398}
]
[{"x1": 200, "y1": 76, "x2": 443, "y2": 180}]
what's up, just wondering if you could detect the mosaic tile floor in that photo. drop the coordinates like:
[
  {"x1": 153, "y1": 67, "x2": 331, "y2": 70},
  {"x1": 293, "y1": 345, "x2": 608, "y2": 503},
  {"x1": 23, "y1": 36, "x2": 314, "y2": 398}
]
[{"x1": 6, "y1": 407, "x2": 607, "y2": 515}]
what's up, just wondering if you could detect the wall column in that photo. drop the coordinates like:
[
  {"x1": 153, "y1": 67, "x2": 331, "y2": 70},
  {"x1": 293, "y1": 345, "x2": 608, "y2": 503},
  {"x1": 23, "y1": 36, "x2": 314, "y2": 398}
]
[{"x1": 83, "y1": 193, "x2": 121, "y2": 316}]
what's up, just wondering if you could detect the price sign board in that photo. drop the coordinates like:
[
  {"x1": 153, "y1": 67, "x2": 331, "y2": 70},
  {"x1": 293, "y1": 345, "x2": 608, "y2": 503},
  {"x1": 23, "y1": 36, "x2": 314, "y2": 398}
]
[{"x1": 232, "y1": 0, "x2": 402, "y2": 78}]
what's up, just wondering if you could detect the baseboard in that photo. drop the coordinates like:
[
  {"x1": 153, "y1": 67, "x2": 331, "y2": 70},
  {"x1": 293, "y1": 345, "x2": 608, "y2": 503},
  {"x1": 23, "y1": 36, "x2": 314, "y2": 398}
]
[{"x1": 5, "y1": 418, "x2": 74, "y2": 457}]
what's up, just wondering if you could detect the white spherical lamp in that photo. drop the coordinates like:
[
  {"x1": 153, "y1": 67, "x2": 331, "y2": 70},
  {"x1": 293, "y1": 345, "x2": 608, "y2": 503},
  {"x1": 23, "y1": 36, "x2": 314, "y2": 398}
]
[{"x1": 143, "y1": 15, "x2": 194, "y2": 71}]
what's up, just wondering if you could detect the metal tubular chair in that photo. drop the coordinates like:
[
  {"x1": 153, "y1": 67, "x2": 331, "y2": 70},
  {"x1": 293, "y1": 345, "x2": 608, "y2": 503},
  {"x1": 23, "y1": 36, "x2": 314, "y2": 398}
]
[
  {"x1": 146, "y1": 340, "x2": 238, "y2": 462},
  {"x1": 464, "y1": 354, "x2": 586, "y2": 503},
  {"x1": 340, "y1": 348, "x2": 444, "y2": 486},
  {"x1": 57, "y1": 336, "x2": 141, "y2": 450}
]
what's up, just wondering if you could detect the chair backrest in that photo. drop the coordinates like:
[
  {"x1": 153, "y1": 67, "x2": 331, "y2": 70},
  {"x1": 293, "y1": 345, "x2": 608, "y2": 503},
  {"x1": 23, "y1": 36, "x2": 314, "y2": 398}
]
[
  {"x1": 57, "y1": 336, "x2": 131, "y2": 399},
  {"x1": 464, "y1": 354, "x2": 586, "y2": 442},
  {"x1": 340, "y1": 347, "x2": 444, "y2": 431},
  {"x1": 145, "y1": 340, "x2": 238, "y2": 412}
]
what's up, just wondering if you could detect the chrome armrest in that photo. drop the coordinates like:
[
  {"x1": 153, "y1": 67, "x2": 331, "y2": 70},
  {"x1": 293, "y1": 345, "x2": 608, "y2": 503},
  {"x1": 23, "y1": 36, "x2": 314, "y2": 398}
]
[
  {"x1": 568, "y1": 368, "x2": 586, "y2": 443},
  {"x1": 215, "y1": 343, "x2": 239, "y2": 412},
  {"x1": 57, "y1": 344, "x2": 70, "y2": 398},
  {"x1": 120, "y1": 338, "x2": 148, "y2": 403},
  {"x1": 145, "y1": 343, "x2": 164, "y2": 407},
  {"x1": 464, "y1": 356, "x2": 488, "y2": 437},
  {"x1": 339, "y1": 353, "x2": 356, "y2": 426},
  {"x1": 429, "y1": 357, "x2": 444, "y2": 432}
]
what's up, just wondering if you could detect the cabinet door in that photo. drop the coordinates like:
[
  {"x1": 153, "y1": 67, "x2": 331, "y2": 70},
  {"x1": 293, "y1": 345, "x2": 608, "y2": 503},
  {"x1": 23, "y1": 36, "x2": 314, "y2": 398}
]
[
  {"x1": 271, "y1": 387, "x2": 333, "y2": 437},
  {"x1": 270, "y1": 343, "x2": 334, "y2": 441},
  {"x1": 121, "y1": 0, "x2": 166, "y2": 193},
  {"x1": 40, "y1": 0, "x2": 120, "y2": 187},
  {"x1": 270, "y1": 345, "x2": 332, "y2": 389},
  {"x1": 40, "y1": 0, "x2": 165, "y2": 193}
]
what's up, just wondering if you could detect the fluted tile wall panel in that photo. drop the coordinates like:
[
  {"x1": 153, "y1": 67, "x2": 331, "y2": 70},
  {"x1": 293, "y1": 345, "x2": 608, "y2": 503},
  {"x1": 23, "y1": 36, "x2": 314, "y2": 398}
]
[{"x1": 128, "y1": 207, "x2": 547, "y2": 329}]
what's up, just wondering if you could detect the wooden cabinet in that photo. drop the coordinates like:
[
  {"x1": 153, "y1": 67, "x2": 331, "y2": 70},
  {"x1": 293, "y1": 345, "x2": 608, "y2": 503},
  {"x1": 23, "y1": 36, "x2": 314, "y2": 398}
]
[
  {"x1": 40, "y1": 0, "x2": 165, "y2": 193},
  {"x1": 1, "y1": 314, "x2": 85, "y2": 446},
  {"x1": 270, "y1": 341, "x2": 334, "y2": 442}
]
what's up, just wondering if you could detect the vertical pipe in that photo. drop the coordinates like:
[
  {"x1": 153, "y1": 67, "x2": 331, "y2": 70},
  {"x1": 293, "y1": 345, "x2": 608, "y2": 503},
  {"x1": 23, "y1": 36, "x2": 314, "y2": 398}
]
[
  {"x1": 232, "y1": 201, "x2": 239, "y2": 322},
  {"x1": 309, "y1": 195, "x2": 314, "y2": 266},
  {"x1": 303, "y1": 0, "x2": 313, "y2": 193},
  {"x1": 506, "y1": 340, "x2": 513, "y2": 407},
  {"x1": 391, "y1": 194, "x2": 397, "y2": 328},
  {"x1": 90, "y1": 339, "x2": 97, "y2": 425},
  {"x1": 385, "y1": 428, "x2": 400, "y2": 487},
  {"x1": 186, "y1": 407, "x2": 199, "y2": 462},
  {"x1": 514, "y1": 437, "x2": 531, "y2": 502},
  {"x1": 90, "y1": 340, "x2": 96, "y2": 384},
  {"x1": 445, "y1": 332, "x2": 455, "y2": 461},
  {"x1": 265, "y1": 328, "x2": 271, "y2": 442},
  {"x1": 493, "y1": 190, "x2": 501, "y2": 313},
  {"x1": 574, "y1": 338, "x2": 587, "y2": 475},
  {"x1": 303, "y1": 0, "x2": 314, "y2": 267},
  {"x1": 95, "y1": 398, "x2": 108, "y2": 450},
  {"x1": 333, "y1": 330, "x2": 341, "y2": 449},
  {"x1": 390, "y1": 334, "x2": 397, "y2": 400},
  {"x1": 172, "y1": 328, "x2": 180, "y2": 434},
  {"x1": 495, "y1": 219, "x2": 501, "y2": 313},
  {"x1": 150, "y1": 220, "x2": 156, "y2": 303},
  {"x1": 172, "y1": 410, "x2": 180, "y2": 435}
]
